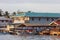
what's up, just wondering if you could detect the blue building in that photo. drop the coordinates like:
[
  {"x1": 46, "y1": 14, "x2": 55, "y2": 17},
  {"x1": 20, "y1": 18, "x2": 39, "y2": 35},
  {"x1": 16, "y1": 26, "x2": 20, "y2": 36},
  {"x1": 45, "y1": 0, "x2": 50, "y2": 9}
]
[
  {"x1": 12, "y1": 11, "x2": 60, "y2": 26},
  {"x1": 9, "y1": 11, "x2": 60, "y2": 34}
]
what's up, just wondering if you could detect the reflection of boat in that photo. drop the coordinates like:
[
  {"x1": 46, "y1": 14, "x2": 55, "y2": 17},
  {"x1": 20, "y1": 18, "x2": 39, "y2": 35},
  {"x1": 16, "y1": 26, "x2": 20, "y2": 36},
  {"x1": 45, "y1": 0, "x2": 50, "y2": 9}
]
[
  {"x1": 16, "y1": 31, "x2": 25, "y2": 35},
  {"x1": 10, "y1": 30, "x2": 37, "y2": 35},
  {"x1": 26, "y1": 30, "x2": 37, "y2": 35},
  {"x1": 13, "y1": 30, "x2": 27, "y2": 35}
]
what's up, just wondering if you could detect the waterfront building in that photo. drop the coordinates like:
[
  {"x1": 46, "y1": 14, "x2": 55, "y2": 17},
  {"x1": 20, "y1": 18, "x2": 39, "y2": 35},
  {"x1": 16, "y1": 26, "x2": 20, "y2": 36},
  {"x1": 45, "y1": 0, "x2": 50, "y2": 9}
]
[
  {"x1": 0, "y1": 17, "x2": 12, "y2": 32},
  {"x1": 9, "y1": 11, "x2": 60, "y2": 35},
  {"x1": 47, "y1": 19, "x2": 60, "y2": 35},
  {"x1": 50, "y1": 19, "x2": 60, "y2": 25},
  {"x1": 12, "y1": 11, "x2": 60, "y2": 25}
]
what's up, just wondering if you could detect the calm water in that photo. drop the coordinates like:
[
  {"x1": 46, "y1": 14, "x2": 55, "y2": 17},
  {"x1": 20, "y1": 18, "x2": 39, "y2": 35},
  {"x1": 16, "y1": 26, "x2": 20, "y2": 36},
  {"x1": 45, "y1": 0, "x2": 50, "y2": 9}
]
[{"x1": 0, "y1": 34, "x2": 60, "y2": 40}]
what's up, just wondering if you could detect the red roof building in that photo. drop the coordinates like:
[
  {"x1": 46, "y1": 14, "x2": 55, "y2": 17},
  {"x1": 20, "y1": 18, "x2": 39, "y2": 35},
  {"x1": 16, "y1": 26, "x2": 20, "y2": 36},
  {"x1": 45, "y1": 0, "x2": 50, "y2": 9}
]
[{"x1": 49, "y1": 19, "x2": 60, "y2": 25}]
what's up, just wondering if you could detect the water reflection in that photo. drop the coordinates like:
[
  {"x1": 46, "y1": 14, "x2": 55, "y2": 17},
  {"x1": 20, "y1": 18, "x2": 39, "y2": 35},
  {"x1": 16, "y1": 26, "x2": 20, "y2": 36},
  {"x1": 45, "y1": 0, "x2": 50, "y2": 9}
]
[{"x1": 0, "y1": 35, "x2": 60, "y2": 40}]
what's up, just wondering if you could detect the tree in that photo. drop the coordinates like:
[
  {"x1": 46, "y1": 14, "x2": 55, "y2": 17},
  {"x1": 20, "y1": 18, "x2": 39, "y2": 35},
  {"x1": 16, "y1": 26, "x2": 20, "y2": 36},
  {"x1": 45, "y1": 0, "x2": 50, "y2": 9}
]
[
  {"x1": 12, "y1": 12, "x2": 16, "y2": 16},
  {"x1": 5, "y1": 11, "x2": 9, "y2": 15},
  {"x1": 0, "y1": 9, "x2": 3, "y2": 16},
  {"x1": 28, "y1": 11, "x2": 31, "y2": 13},
  {"x1": 5, "y1": 11, "x2": 10, "y2": 18}
]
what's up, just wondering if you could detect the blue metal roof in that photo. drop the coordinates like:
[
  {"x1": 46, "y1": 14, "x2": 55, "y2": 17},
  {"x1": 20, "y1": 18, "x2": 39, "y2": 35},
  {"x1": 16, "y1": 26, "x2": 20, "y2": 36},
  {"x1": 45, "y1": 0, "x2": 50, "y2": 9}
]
[{"x1": 16, "y1": 12, "x2": 60, "y2": 17}]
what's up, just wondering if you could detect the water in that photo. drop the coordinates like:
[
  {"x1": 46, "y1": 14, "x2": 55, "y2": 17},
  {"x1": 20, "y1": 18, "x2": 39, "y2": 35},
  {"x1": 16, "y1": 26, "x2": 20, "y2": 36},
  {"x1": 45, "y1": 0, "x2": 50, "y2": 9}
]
[{"x1": 0, "y1": 34, "x2": 60, "y2": 40}]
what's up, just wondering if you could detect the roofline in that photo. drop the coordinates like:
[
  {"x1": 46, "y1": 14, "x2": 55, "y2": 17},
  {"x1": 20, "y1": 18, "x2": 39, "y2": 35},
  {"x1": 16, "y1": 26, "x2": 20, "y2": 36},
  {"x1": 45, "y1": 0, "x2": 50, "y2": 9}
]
[
  {"x1": 12, "y1": 12, "x2": 60, "y2": 17},
  {"x1": 8, "y1": 23, "x2": 60, "y2": 27},
  {"x1": 12, "y1": 16, "x2": 60, "y2": 18}
]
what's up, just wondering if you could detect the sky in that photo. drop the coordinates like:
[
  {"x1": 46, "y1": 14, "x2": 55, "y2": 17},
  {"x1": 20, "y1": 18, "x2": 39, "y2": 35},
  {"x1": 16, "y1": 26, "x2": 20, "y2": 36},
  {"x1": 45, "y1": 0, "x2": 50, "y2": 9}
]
[{"x1": 0, "y1": 0, "x2": 60, "y2": 13}]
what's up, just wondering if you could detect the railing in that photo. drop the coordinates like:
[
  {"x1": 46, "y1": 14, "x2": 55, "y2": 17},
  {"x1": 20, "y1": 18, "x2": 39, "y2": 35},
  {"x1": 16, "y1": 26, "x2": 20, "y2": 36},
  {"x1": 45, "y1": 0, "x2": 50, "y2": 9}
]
[{"x1": 12, "y1": 27, "x2": 52, "y2": 32}]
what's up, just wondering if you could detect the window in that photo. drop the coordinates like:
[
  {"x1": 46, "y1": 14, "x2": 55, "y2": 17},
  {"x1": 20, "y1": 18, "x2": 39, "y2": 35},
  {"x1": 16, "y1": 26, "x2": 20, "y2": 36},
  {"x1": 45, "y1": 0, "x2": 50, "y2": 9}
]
[
  {"x1": 32, "y1": 17, "x2": 34, "y2": 21},
  {"x1": 6, "y1": 20, "x2": 8, "y2": 22},
  {"x1": 2, "y1": 20, "x2": 4, "y2": 22},
  {"x1": 55, "y1": 18, "x2": 58, "y2": 19},
  {"x1": 51, "y1": 18, "x2": 54, "y2": 21},
  {"x1": 47, "y1": 18, "x2": 49, "y2": 21},
  {"x1": 10, "y1": 20, "x2": 12, "y2": 23},
  {"x1": 39, "y1": 17, "x2": 41, "y2": 21}
]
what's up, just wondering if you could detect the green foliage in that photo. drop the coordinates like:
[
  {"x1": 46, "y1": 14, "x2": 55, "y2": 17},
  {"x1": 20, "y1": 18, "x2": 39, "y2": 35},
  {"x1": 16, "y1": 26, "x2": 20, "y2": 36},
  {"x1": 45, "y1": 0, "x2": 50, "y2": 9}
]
[
  {"x1": 5, "y1": 11, "x2": 10, "y2": 18},
  {"x1": 12, "y1": 12, "x2": 16, "y2": 16}
]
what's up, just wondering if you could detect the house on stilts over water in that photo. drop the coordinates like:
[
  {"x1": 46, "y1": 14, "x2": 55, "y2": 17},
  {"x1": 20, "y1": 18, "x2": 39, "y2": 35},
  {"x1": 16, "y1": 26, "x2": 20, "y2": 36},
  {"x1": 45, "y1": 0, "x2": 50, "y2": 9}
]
[{"x1": 7, "y1": 11, "x2": 60, "y2": 35}]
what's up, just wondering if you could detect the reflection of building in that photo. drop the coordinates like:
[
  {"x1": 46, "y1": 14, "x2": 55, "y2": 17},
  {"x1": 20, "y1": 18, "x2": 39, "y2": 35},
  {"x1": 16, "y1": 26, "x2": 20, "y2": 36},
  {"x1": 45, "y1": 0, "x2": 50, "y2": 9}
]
[{"x1": 9, "y1": 12, "x2": 60, "y2": 35}]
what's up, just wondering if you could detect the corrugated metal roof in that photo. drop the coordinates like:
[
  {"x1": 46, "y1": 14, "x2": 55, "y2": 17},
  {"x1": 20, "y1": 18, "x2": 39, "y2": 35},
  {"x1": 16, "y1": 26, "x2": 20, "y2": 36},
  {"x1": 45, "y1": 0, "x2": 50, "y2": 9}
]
[{"x1": 15, "y1": 12, "x2": 60, "y2": 17}]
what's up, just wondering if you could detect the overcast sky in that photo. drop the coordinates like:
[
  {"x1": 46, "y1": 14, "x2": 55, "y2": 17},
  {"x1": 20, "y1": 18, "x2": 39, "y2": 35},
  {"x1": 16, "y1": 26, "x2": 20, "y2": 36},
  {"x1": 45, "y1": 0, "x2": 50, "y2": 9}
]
[{"x1": 0, "y1": 0, "x2": 60, "y2": 13}]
